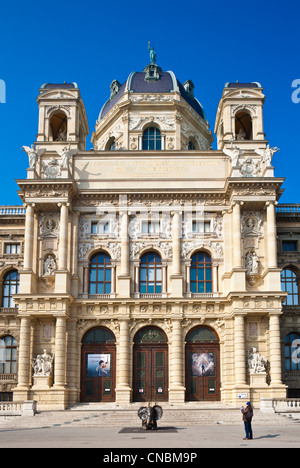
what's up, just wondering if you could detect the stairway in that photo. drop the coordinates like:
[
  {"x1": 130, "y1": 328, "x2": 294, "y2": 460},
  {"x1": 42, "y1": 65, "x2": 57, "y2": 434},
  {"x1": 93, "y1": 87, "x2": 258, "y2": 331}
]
[{"x1": 0, "y1": 403, "x2": 298, "y2": 429}]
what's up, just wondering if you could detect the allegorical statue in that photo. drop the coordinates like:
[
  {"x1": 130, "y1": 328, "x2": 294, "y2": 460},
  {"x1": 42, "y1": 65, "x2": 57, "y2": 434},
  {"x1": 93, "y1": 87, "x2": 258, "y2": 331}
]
[
  {"x1": 148, "y1": 42, "x2": 157, "y2": 63},
  {"x1": 255, "y1": 145, "x2": 280, "y2": 166},
  {"x1": 32, "y1": 349, "x2": 53, "y2": 376},
  {"x1": 22, "y1": 144, "x2": 45, "y2": 169},
  {"x1": 223, "y1": 141, "x2": 244, "y2": 167},
  {"x1": 248, "y1": 348, "x2": 267, "y2": 374},
  {"x1": 138, "y1": 403, "x2": 163, "y2": 430},
  {"x1": 57, "y1": 144, "x2": 78, "y2": 169}
]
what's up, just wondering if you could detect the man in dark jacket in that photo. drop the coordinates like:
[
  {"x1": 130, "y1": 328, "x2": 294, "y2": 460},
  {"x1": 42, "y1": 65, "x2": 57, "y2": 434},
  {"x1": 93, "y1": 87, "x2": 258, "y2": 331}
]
[{"x1": 241, "y1": 402, "x2": 253, "y2": 440}]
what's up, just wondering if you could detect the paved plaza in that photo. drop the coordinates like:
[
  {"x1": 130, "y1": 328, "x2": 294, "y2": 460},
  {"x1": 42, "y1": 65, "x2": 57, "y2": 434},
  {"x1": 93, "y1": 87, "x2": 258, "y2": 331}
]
[{"x1": 0, "y1": 422, "x2": 300, "y2": 449}]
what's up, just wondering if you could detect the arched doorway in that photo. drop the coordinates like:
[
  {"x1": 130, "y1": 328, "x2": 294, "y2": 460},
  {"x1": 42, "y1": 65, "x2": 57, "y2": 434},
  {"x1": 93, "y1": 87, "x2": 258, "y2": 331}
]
[
  {"x1": 133, "y1": 326, "x2": 168, "y2": 402},
  {"x1": 185, "y1": 326, "x2": 220, "y2": 401},
  {"x1": 81, "y1": 327, "x2": 116, "y2": 403}
]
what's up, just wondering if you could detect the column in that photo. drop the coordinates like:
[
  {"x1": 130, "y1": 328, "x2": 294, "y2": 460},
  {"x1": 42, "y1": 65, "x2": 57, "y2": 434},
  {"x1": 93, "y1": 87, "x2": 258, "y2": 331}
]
[
  {"x1": 116, "y1": 319, "x2": 131, "y2": 404},
  {"x1": 24, "y1": 204, "x2": 35, "y2": 270},
  {"x1": 17, "y1": 316, "x2": 31, "y2": 389},
  {"x1": 234, "y1": 314, "x2": 247, "y2": 385},
  {"x1": 213, "y1": 262, "x2": 219, "y2": 293},
  {"x1": 186, "y1": 263, "x2": 191, "y2": 295},
  {"x1": 232, "y1": 202, "x2": 242, "y2": 269},
  {"x1": 134, "y1": 262, "x2": 140, "y2": 295},
  {"x1": 71, "y1": 211, "x2": 80, "y2": 275},
  {"x1": 162, "y1": 262, "x2": 167, "y2": 295},
  {"x1": 54, "y1": 316, "x2": 67, "y2": 387},
  {"x1": 266, "y1": 201, "x2": 277, "y2": 269},
  {"x1": 120, "y1": 210, "x2": 129, "y2": 276},
  {"x1": 58, "y1": 203, "x2": 69, "y2": 270},
  {"x1": 170, "y1": 319, "x2": 185, "y2": 403},
  {"x1": 172, "y1": 210, "x2": 182, "y2": 275},
  {"x1": 111, "y1": 263, "x2": 116, "y2": 295},
  {"x1": 269, "y1": 313, "x2": 283, "y2": 385},
  {"x1": 83, "y1": 264, "x2": 89, "y2": 295}
]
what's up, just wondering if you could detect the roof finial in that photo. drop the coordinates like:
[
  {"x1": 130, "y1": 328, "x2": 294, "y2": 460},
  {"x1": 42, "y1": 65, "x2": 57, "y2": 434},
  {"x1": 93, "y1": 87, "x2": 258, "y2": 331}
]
[{"x1": 148, "y1": 41, "x2": 157, "y2": 64}]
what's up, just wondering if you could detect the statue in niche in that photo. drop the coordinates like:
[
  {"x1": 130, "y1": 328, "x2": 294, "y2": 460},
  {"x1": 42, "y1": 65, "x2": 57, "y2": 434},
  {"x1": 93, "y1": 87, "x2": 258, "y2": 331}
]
[
  {"x1": 22, "y1": 144, "x2": 45, "y2": 169},
  {"x1": 32, "y1": 349, "x2": 53, "y2": 376},
  {"x1": 248, "y1": 348, "x2": 267, "y2": 374},
  {"x1": 236, "y1": 128, "x2": 246, "y2": 141},
  {"x1": 43, "y1": 255, "x2": 57, "y2": 276},
  {"x1": 56, "y1": 128, "x2": 67, "y2": 141},
  {"x1": 245, "y1": 251, "x2": 259, "y2": 275}
]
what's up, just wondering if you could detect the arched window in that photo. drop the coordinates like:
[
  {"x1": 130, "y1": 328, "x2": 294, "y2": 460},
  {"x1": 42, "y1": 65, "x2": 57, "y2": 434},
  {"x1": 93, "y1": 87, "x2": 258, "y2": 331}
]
[
  {"x1": 50, "y1": 111, "x2": 68, "y2": 141},
  {"x1": 235, "y1": 111, "x2": 253, "y2": 140},
  {"x1": 105, "y1": 137, "x2": 116, "y2": 151},
  {"x1": 89, "y1": 252, "x2": 111, "y2": 295},
  {"x1": 190, "y1": 252, "x2": 212, "y2": 294},
  {"x1": 281, "y1": 268, "x2": 299, "y2": 305},
  {"x1": 140, "y1": 252, "x2": 162, "y2": 294},
  {"x1": 142, "y1": 127, "x2": 161, "y2": 151},
  {"x1": 2, "y1": 270, "x2": 20, "y2": 308},
  {"x1": 284, "y1": 333, "x2": 300, "y2": 371},
  {"x1": 0, "y1": 335, "x2": 17, "y2": 374},
  {"x1": 188, "y1": 140, "x2": 196, "y2": 150}
]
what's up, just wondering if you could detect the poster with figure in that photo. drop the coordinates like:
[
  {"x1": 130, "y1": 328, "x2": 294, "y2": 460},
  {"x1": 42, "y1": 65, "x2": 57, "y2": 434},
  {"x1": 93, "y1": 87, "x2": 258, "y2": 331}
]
[
  {"x1": 191, "y1": 353, "x2": 215, "y2": 377},
  {"x1": 87, "y1": 354, "x2": 111, "y2": 377}
]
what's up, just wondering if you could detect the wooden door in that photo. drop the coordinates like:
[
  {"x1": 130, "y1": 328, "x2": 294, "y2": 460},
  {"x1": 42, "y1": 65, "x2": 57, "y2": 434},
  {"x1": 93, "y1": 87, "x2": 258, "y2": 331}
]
[
  {"x1": 81, "y1": 343, "x2": 116, "y2": 403},
  {"x1": 133, "y1": 345, "x2": 168, "y2": 402},
  {"x1": 186, "y1": 343, "x2": 220, "y2": 401}
]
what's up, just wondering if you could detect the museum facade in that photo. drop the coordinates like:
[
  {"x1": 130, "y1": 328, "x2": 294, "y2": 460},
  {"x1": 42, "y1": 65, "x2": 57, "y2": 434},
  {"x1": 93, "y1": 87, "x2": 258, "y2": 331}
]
[{"x1": 0, "y1": 57, "x2": 299, "y2": 409}]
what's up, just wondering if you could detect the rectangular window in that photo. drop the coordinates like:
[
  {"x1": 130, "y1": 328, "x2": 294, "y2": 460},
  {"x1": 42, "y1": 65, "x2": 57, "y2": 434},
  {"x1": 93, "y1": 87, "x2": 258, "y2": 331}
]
[
  {"x1": 282, "y1": 241, "x2": 297, "y2": 252},
  {"x1": 91, "y1": 222, "x2": 110, "y2": 234},
  {"x1": 141, "y1": 221, "x2": 160, "y2": 234},
  {"x1": 192, "y1": 221, "x2": 211, "y2": 233},
  {"x1": 4, "y1": 244, "x2": 20, "y2": 254}
]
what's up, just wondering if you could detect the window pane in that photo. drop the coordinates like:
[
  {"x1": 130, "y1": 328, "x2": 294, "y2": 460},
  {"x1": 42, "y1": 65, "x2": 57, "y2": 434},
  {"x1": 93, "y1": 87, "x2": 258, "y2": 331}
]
[
  {"x1": 148, "y1": 268, "x2": 155, "y2": 281},
  {"x1": 90, "y1": 269, "x2": 97, "y2": 282}
]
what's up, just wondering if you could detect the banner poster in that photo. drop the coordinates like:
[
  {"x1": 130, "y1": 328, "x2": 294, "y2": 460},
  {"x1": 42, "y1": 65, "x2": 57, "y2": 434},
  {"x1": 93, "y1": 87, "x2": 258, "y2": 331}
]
[
  {"x1": 87, "y1": 354, "x2": 111, "y2": 377},
  {"x1": 191, "y1": 352, "x2": 215, "y2": 377}
]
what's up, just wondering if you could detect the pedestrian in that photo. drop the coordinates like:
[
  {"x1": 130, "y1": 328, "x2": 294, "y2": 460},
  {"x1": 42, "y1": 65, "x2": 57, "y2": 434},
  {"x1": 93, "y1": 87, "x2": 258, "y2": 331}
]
[{"x1": 241, "y1": 401, "x2": 253, "y2": 440}]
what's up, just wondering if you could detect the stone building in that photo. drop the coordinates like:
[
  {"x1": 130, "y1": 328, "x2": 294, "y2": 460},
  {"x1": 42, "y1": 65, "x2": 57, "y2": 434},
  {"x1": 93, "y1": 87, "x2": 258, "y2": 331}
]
[{"x1": 0, "y1": 54, "x2": 298, "y2": 409}]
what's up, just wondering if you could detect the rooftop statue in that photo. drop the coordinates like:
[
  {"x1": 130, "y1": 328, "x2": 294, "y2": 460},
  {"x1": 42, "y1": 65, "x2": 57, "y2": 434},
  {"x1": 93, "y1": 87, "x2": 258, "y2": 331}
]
[{"x1": 148, "y1": 42, "x2": 157, "y2": 64}]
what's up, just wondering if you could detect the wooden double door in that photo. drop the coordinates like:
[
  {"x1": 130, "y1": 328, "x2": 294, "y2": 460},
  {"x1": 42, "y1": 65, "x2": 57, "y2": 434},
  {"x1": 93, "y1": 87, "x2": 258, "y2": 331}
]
[
  {"x1": 185, "y1": 342, "x2": 220, "y2": 401},
  {"x1": 81, "y1": 343, "x2": 116, "y2": 403},
  {"x1": 133, "y1": 344, "x2": 168, "y2": 402}
]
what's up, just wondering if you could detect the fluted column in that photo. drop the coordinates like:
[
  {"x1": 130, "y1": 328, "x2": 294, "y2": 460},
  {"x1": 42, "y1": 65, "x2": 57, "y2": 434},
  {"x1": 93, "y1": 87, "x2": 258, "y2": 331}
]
[
  {"x1": 58, "y1": 203, "x2": 69, "y2": 271},
  {"x1": 120, "y1": 210, "x2": 129, "y2": 276},
  {"x1": 171, "y1": 320, "x2": 184, "y2": 387},
  {"x1": 116, "y1": 319, "x2": 131, "y2": 405},
  {"x1": 269, "y1": 313, "x2": 283, "y2": 385},
  {"x1": 232, "y1": 202, "x2": 243, "y2": 269},
  {"x1": 234, "y1": 314, "x2": 247, "y2": 385},
  {"x1": 118, "y1": 320, "x2": 130, "y2": 388},
  {"x1": 266, "y1": 201, "x2": 277, "y2": 269},
  {"x1": 54, "y1": 316, "x2": 67, "y2": 387},
  {"x1": 169, "y1": 319, "x2": 185, "y2": 403},
  {"x1": 172, "y1": 210, "x2": 182, "y2": 276},
  {"x1": 17, "y1": 316, "x2": 31, "y2": 389},
  {"x1": 24, "y1": 204, "x2": 35, "y2": 270}
]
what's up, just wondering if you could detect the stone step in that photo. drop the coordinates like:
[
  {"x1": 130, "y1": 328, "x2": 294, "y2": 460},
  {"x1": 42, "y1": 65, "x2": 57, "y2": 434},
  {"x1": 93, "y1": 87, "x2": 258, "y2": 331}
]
[{"x1": 0, "y1": 407, "x2": 298, "y2": 429}]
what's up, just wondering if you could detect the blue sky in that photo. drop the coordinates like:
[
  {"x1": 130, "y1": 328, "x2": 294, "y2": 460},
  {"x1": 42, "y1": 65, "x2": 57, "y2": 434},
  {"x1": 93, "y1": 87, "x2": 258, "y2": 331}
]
[{"x1": 0, "y1": 0, "x2": 299, "y2": 204}]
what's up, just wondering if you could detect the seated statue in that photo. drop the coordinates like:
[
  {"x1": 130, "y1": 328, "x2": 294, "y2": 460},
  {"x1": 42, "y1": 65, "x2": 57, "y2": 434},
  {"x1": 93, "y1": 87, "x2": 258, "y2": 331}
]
[{"x1": 138, "y1": 403, "x2": 163, "y2": 430}]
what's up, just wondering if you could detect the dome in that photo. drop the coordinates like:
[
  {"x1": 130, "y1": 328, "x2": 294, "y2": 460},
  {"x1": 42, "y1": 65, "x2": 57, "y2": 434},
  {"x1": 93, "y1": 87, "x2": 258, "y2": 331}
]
[{"x1": 98, "y1": 64, "x2": 206, "y2": 121}]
